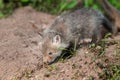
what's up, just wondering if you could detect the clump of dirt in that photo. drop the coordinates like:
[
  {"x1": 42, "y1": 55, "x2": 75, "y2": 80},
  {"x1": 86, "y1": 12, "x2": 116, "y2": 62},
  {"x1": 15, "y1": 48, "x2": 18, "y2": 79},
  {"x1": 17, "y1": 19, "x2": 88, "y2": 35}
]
[{"x1": 0, "y1": 6, "x2": 119, "y2": 80}]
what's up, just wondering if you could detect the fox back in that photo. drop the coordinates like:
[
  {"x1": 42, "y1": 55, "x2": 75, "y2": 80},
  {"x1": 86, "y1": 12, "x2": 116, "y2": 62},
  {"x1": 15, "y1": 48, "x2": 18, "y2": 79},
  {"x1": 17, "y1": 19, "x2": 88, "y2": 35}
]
[{"x1": 42, "y1": 8, "x2": 113, "y2": 64}]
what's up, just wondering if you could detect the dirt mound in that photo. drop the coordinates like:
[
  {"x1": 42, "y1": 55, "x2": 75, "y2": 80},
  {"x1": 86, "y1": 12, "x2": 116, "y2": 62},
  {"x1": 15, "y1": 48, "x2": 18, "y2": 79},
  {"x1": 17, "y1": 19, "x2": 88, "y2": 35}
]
[
  {"x1": 0, "y1": 6, "x2": 119, "y2": 80},
  {"x1": 0, "y1": 6, "x2": 55, "y2": 80}
]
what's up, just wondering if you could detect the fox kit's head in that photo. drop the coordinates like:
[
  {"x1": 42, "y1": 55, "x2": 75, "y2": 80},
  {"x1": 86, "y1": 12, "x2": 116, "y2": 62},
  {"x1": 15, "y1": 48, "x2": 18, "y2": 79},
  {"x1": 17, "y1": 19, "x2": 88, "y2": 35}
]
[{"x1": 42, "y1": 35, "x2": 68, "y2": 64}]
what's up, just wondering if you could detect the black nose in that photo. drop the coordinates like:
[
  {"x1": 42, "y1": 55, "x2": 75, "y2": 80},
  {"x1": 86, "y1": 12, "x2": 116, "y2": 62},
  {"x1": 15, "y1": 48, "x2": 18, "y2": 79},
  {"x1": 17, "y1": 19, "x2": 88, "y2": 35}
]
[
  {"x1": 43, "y1": 61, "x2": 52, "y2": 65},
  {"x1": 43, "y1": 61, "x2": 49, "y2": 65}
]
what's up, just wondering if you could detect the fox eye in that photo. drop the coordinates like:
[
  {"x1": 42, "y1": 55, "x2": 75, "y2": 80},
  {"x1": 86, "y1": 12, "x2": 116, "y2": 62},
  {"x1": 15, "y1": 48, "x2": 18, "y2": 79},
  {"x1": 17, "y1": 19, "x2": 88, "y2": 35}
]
[{"x1": 48, "y1": 52, "x2": 53, "y2": 55}]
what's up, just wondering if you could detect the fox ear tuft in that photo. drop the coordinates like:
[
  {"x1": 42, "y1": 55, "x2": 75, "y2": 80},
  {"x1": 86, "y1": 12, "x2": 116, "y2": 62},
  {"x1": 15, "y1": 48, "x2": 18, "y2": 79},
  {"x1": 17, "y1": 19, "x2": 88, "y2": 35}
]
[{"x1": 53, "y1": 35, "x2": 61, "y2": 44}]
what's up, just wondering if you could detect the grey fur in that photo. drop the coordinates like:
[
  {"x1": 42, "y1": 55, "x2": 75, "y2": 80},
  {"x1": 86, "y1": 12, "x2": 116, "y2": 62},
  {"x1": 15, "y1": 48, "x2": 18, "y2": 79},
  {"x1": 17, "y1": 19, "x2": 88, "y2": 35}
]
[{"x1": 42, "y1": 8, "x2": 113, "y2": 64}]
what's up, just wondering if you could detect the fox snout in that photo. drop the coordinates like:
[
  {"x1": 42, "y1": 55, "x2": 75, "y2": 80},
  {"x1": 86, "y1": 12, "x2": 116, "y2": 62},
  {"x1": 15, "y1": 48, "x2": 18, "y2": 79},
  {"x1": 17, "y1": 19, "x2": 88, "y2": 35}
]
[
  {"x1": 43, "y1": 55, "x2": 57, "y2": 65},
  {"x1": 43, "y1": 56, "x2": 52, "y2": 64}
]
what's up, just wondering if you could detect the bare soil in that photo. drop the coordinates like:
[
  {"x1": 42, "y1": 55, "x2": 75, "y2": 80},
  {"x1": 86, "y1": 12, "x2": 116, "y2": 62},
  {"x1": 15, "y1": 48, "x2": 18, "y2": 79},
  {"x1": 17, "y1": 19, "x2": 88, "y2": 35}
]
[{"x1": 0, "y1": 6, "x2": 119, "y2": 80}]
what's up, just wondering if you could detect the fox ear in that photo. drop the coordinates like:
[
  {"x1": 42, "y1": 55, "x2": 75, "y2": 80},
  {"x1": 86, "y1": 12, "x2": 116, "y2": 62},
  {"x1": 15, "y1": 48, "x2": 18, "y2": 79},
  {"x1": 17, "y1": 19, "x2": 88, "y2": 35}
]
[{"x1": 53, "y1": 35, "x2": 61, "y2": 44}]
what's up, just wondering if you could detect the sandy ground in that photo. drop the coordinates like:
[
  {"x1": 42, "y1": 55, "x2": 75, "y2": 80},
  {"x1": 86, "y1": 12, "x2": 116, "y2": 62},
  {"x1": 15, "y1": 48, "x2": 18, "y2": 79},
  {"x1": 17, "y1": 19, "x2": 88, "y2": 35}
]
[{"x1": 0, "y1": 6, "x2": 119, "y2": 80}]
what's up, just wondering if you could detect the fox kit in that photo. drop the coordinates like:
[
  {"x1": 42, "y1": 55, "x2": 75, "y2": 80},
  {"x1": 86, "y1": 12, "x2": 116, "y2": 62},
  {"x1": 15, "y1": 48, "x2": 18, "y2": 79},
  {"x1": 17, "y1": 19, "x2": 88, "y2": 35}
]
[
  {"x1": 97, "y1": 0, "x2": 120, "y2": 34},
  {"x1": 41, "y1": 8, "x2": 113, "y2": 64}
]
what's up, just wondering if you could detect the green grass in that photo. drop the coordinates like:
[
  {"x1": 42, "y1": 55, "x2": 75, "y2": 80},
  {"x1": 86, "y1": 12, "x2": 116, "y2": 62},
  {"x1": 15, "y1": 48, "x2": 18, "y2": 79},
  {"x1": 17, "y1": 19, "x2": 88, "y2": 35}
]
[
  {"x1": 99, "y1": 64, "x2": 120, "y2": 80},
  {"x1": 84, "y1": 0, "x2": 120, "y2": 10},
  {"x1": 88, "y1": 33, "x2": 120, "y2": 80},
  {"x1": 0, "y1": 0, "x2": 120, "y2": 18},
  {"x1": 58, "y1": 40, "x2": 78, "y2": 62},
  {"x1": 0, "y1": 0, "x2": 78, "y2": 18}
]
